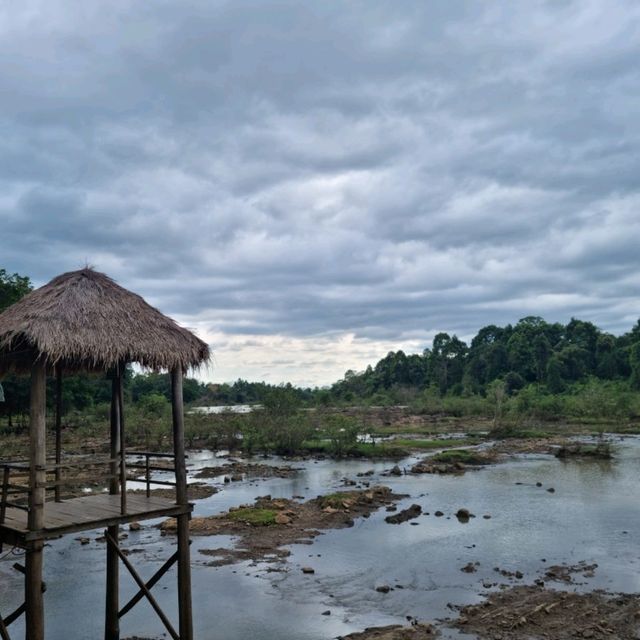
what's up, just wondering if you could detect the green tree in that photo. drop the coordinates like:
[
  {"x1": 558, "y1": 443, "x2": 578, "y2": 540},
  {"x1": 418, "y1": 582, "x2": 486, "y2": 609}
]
[
  {"x1": 0, "y1": 269, "x2": 33, "y2": 428},
  {"x1": 630, "y1": 342, "x2": 640, "y2": 390},
  {"x1": 0, "y1": 268, "x2": 32, "y2": 312},
  {"x1": 546, "y1": 355, "x2": 565, "y2": 393}
]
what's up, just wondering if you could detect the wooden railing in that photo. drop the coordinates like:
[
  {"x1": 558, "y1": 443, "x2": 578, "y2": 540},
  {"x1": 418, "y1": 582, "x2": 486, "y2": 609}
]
[
  {"x1": 127, "y1": 452, "x2": 177, "y2": 498},
  {"x1": 0, "y1": 451, "x2": 178, "y2": 534}
]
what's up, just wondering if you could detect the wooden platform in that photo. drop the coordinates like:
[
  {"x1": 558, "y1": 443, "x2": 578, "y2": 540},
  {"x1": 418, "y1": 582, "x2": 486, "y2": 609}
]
[{"x1": 0, "y1": 494, "x2": 191, "y2": 547}]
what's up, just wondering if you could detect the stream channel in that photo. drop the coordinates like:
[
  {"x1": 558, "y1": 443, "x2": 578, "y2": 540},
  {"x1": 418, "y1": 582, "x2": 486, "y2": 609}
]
[{"x1": 1, "y1": 436, "x2": 639, "y2": 639}]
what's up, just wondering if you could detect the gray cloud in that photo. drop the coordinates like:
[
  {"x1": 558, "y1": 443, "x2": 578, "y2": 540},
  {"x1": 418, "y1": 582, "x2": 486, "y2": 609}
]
[{"x1": 1, "y1": 0, "x2": 640, "y2": 383}]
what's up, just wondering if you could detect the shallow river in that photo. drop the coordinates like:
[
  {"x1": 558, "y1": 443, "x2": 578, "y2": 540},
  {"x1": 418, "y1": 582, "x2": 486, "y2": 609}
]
[{"x1": 1, "y1": 436, "x2": 640, "y2": 639}]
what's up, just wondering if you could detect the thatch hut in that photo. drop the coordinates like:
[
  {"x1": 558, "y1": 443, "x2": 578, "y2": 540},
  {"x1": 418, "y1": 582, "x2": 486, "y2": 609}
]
[{"x1": 0, "y1": 268, "x2": 209, "y2": 640}]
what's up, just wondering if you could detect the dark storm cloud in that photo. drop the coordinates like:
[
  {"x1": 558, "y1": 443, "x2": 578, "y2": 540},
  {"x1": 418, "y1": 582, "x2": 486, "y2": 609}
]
[{"x1": 1, "y1": 0, "x2": 640, "y2": 383}]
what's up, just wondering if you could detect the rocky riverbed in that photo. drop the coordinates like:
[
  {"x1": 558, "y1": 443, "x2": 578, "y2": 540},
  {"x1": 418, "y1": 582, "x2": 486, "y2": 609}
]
[{"x1": 161, "y1": 485, "x2": 405, "y2": 566}]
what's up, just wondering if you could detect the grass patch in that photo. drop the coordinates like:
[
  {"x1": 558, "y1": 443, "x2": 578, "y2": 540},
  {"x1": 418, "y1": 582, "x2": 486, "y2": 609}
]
[
  {"x1": 431, "y1": 449, "x2": 489, "y2": 465},
  {"x1": 489, "y1": 426, "x2": 551, "y2": 439},
  {"x1": 227, "y1": 507, "x2": 278, "y2": 526},
  {"x1": 301, "y1": 440, "x2": 408, "y2": 459},
  {"x1": 555, "y1": 443, "x2": 613, "y2": 460},
  {"x1": 319, "y1": 492, "x2": 357, "y2": 509},
  {"x1": 391, "y1": 438, "x2": 474, "y2": 450}
]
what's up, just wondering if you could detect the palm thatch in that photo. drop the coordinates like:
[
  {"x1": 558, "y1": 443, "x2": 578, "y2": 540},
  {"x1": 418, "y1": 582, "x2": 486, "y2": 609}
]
[{"x1": 0, "y1": 268, "x2": 210, "y2": 374}]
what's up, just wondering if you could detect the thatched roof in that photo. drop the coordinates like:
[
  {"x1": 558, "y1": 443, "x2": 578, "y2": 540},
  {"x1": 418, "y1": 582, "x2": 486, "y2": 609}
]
[{"x1": 0, "y1": 269, "x2": 210, "y2": 374}]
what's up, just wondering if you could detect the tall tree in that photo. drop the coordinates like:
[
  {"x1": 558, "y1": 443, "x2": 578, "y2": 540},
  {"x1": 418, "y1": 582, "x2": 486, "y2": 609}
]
[{"x1": 0, "y1": 268, "x2": 32, "y2": 311}]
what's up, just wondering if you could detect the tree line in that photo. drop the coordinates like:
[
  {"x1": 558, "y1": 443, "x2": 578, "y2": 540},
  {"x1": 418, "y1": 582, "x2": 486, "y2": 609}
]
[
  {"x1": 3, "y1": 267, "x2": 640, "y2": 427},
  {"x1": 329, "y1": 315, "x2": 640, "y2": 402}
]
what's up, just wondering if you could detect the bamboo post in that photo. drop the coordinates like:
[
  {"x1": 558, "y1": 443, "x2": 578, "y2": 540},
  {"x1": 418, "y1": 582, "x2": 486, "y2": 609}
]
[
  {"x1": 54, "y1": 367, "x2": 62, "y2": 503},
  {"x1": 105, "y1": 370, "x2": 121, "y2": 640},
  {"x1": 26, "y1": 359, "x2": 46, "y2": 640},
  {"x1": 118, "y1": 369, "x2": 126, "y2": 515},
  {"x1": 171, "y1": 366, "x2": 193, "y2": 640}
]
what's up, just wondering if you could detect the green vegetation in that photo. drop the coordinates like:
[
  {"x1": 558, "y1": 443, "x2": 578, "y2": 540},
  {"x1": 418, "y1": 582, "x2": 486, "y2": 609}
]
[
  {"x1": 3, "y1": 266, "x2": 640, "y2": 457},
  {"x1": 390, "y1": 438, "x2": 473, "y2": 450},
  {"x1": 227, "y1": 507, "x2": 277, "y2": 526},
  {"x1": 431, "y1": 449, "x2": 489, "y2": 465}
]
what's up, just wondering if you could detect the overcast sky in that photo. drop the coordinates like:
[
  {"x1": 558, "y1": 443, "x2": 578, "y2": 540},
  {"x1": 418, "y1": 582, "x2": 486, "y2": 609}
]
[{"x1": 1, "y1": 1, "x2": 639, "y2": 386}]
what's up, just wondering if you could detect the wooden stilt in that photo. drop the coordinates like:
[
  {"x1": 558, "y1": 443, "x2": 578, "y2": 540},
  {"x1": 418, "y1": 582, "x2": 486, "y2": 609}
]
[
  {"x1": 171, "y1": 367, "x2": 193, "y2": 640},
  {"x1": 26, "y1": 360, "x2": 46, "y2": 640},
  {"x1": 105, "y1": 372, "x2": 121, "y2": 640},
  {"x1": 117, "y1": 369, "x2": 126, "y2": 515},
  {"x1": 54, "y1": 367, "x2": 62, "y2": 503}
]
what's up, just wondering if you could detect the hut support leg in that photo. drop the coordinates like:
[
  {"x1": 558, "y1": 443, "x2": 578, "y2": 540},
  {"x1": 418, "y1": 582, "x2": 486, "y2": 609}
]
[
  {"x1": 105, "y1": 373, "x2": 121, "y2": 640},
  {"x1": 172, "y1": 367, "x2": 193, "y2": 640},
  {"x1": 26, "y1": 361, "x2": 46, "y2": 640},
  {"x1": 54, "y1": 368, "x2": 62, "y2": 503},
  {"x1": 105, "y1": 525, "x2": 120, "y2": 640}
]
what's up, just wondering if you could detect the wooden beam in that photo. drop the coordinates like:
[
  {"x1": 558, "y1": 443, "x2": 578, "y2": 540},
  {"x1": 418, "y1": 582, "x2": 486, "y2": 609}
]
[
  {"x1": 105, "y1": 531, "x2": 179, "y2": 640},
  {"x1": 54, "y1": 367, "x2": 62, "y2": 503},
  {"x1": 0, "y1": 614, "x2": 11, "y2": 640},
  {"x1": 117, "y1": 369, "x2": 126, "y2": 515},
  {"x1": 26, "y1": 360, "x2": 46, "y2": 640},
  {"x1": 118, "y1": 549, "x2": 179, "y2": 619},
  {"x1": 172, "y1": 366, "x2": 193, "y2": 640},
  {"x1": 106, "y1": 371, "x2": 121, "y2": 640}
]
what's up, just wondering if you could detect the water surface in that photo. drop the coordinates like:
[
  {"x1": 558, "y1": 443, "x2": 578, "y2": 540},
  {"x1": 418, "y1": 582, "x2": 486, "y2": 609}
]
[{"x1": 1, "y1": 436, "x2": 639, "y2": 639}]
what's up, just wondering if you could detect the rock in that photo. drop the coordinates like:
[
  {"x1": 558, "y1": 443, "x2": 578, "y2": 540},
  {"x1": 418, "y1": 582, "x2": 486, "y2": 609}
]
[
  {"x1": 77, "y1": 537, "x2": 90, "y2": 545},
  {"x1": 376, "y1": 585, "x2": 391, "y2": 593},
  {"x1": 385, "y1": 504, "x2": 422, "y2": 524},
  {"x1": 386, "y1": 506, "x2": 397, "y2": 512},
  {"x1": 515, "y1": 571, "x2": 523, "y2": 579},
  {"x1": 321, "y1": 610, "x2": 331, "y2": 616},
  {"x1": 322, "y1": 506, "x2": 339, "y2": 514},
  {"x1": 275, "y1": 513, "x2": 291, "y2": 525},
  {"x1": 224, "y1": 476, "x2": 231, "y2": 483},
  {"x1": 483, "y1": 514, "x2": 491, "y2": 519},
  {"x1": 231, "y1": 474, "x2": 243, "y2": 482},
  {"x1": 461, "y1": 562, "x2": 477, "y2": 573},
  {"x1": 547, "y1": 487, "x2": 555, "y2": 493},
  {"x1": 302, "y1": 567, "x2": 315, "y2": 574},
  {"x1": 536, "y1": 482, "x2": 542, "y2": 487},
  {"x1": 129, "y1": 522, "x2": 142, "y2": 532},
  {"x1": 389, "y1": 465, "x2": 402, "y2": 476},
  {"x1": 456, "y1": 508, "x2": 472, "y2": 522},
  {"x1": 434, "y1": 510, "x2": 444, "y2": 517}
]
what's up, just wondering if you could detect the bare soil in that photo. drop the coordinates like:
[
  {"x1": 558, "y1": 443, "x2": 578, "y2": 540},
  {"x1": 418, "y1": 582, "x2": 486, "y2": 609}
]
[
  {"x1": 194, "y1": 460, "x2": 301, "y2": 480},
  {"x1": 452, "y1": 585, "x2": 640, "y2": 639},
  {"x1": 130, "y1": 482, "x2": 217, "y2": 500},
  {"x1": 161, "y1": 485, "x2": 405, "y2": 566},
  {"x1": 338, "y1": 623, "x2": 439, "y2": 639}
]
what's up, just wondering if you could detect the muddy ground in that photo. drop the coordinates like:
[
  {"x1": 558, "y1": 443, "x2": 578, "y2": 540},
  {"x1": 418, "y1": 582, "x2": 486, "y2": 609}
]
[
  {"x1": 338, "y1": 623, "x2": 439, "y2": 639},
  {"x1": 194, "y1": 460, "x2": 300, "y2": 480},
  {"x1": 452, "y1": 584, "x2": 640, "y2": 639},
  {"x1": 161, "y1": 485, "x2": 405, "y2": 566},
  {"x1": 130, "y1": 482, "x2": 218, "y2": 500}
]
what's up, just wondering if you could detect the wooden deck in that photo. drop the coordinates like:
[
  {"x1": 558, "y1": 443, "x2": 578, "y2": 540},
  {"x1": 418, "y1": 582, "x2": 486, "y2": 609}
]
[{"x1": 0, "y1": 494, "x2": 191, "y2": 546}]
